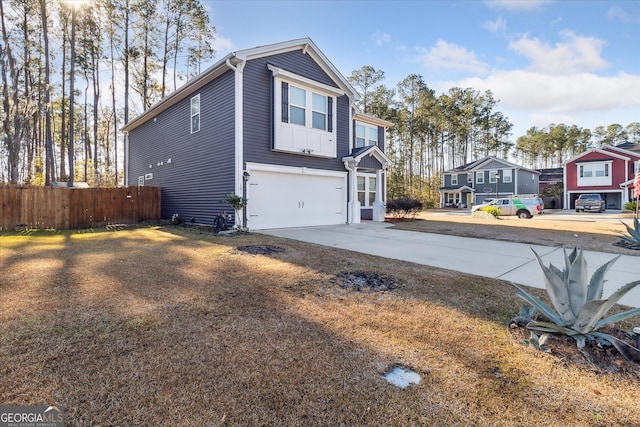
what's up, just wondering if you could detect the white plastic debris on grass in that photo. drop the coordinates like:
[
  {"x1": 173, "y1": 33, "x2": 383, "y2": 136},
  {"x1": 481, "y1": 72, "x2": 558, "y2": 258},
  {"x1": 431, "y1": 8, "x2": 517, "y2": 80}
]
[{"x1": 383, "y1": 366, "x2": 421, "y2": 388}]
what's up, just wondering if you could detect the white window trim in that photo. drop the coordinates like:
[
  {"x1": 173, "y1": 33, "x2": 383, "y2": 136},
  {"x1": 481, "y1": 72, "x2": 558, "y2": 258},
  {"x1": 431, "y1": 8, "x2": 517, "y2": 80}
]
[
  {"x1": 357, "y1": 173, "x2": 377, "y2": 207},
  {"x1": 503, "y1": 169, "x2": 513, "y2": 183},
  {"x1": 476, "y1": 171, "x2": 484, "y2": 184},
  {"x1": 451, "y1": 174, "x2": 458, "y2": 186},
  {"x1": 489, "y1": 170, "x2": 498, "y2": 184},
  {"x1": 355, "y1": 121, "x2": 378, "y2": 149},
  {"x1": 270, "y1": 66, "x2": 338, "y2": 158},
  {"x1": 268, "y1": 64, "x2": 345, "y2": 97},
  {"x1": 467, "y1": 173, "x2": 472, "y2": 183},
  {"x1": 576, "y1": 161, "x2": 612, "y2": 187},
  {"x1": 284, "y1": 83, "x2": 332, "y2": 131},
  {"x1": 191, "y1": 94, "x2": 200, "y2": 134}
]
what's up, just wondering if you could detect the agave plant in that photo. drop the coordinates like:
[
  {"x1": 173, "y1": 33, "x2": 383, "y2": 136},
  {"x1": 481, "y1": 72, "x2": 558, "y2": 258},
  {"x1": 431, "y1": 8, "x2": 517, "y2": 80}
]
[
  {"x1": 522, "y1": 332, "x2": 550, "y2": 353},
  {"x1": 511, "y1": 246, "x2": 640, "y2": 354},
  {"x1": 619, "y1": 216, "x2": 640, "y2": 249}
]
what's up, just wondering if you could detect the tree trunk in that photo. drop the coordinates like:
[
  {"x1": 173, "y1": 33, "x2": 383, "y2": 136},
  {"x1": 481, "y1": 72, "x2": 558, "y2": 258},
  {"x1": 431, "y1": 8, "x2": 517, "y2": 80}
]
[
  {"x1": 0, "y1": 0, "x2": 23, "y2": 184},
  {"x1": 40, "y1": 0, "x2": 54, "y2": 185},
  {"x1": 68, "y1": 6, "x2": 76, "y2": 185}
]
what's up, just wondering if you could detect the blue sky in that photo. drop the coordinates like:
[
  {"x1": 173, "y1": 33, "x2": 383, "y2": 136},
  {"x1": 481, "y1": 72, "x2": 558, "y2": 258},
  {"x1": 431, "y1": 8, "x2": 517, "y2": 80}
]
[{"x1": 206, "y1": 0, "x2": 640, "y2": 141}]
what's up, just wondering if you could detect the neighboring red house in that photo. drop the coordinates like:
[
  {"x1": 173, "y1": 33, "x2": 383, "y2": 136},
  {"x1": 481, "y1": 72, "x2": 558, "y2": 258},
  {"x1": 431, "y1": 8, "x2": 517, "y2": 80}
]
[{"x1": 563, "y1": 142, "x2": 640, "y2": 209}]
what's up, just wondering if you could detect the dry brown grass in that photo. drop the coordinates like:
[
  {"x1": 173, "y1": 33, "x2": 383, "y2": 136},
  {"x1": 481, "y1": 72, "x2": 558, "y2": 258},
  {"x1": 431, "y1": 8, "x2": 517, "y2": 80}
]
[
  {"x1": 1, "y1": 223, "x2": 639, "y2": 426},
  {"x1": 392, "y1": 210, "x2": 639, "y2": 256}
]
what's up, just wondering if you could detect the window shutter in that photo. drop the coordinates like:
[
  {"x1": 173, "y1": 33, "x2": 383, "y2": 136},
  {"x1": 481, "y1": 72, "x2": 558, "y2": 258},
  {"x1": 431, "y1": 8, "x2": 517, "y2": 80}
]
[
  {"x1": 327, "y1": 96, "x2": 333, "y2": 132},
  {"x1": 281, "y1": 82, "x2": 289, "y2": 123},
  {"x1": 352, "y1": 120, "x2": 356, "y2": 147}
]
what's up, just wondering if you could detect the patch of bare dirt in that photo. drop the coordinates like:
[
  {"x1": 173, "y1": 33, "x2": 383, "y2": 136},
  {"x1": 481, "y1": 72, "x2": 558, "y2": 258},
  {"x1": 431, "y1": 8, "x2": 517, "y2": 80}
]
[
  {"x1": 509, "y1": 325, "x2": 640, "y2": 378},
  {"x1": 331, "y1": 271, "x2": 405, "y2": 292},
  {"x1": 236, "y1": 244, "x2": 285, "y2": 255}
]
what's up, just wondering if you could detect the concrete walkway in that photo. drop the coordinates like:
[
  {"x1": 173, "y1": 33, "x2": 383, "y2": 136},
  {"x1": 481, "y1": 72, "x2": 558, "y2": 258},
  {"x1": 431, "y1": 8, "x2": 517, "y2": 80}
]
[{"x1": 260, "y1": 222, "x2": 640, "y2": 308}]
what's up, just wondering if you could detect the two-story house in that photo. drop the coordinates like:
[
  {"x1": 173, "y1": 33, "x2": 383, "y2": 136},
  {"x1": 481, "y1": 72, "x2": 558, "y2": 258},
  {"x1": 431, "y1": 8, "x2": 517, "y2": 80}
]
[
  {"x1": 123, "y1": 38, "x2": 392, "y2": 230},
  {"x1": 439, "y1": 156, "x2": 540, "y2": 207},
  {"x1": 563, "y1": 142, "x2": 640, "y2": 209}
]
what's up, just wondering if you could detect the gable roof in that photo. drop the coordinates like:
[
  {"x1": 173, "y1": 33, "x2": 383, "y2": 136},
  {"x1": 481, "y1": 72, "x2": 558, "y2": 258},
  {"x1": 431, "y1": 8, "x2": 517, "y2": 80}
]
[
  {"x1": 446, "y1": 156, "x2": 539, "y2": 174},
  {"x1": 123, "y1": 38, "x2": 358, "y2": 133},
  {"x1": 343, "y1": 144, "x2": 391, "y2": 167},
  {"x1": 563, "y1": 145, "x2": 640, "y2": 165},
  {"x1": 614, "y1": 142, "x2": 640, "y2": 154}
]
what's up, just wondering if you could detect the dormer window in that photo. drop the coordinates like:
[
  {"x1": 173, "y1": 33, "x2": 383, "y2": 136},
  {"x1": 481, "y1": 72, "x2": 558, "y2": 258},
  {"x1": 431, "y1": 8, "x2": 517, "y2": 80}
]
[{"x1": 355, "y1": 122, "x2": 378, "y2": 148}]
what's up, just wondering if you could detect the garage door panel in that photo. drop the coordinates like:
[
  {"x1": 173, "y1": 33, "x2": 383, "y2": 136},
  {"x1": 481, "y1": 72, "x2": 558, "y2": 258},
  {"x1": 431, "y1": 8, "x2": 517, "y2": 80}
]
[{"x1": 248, "y1": 169, "x2": 346, "y2": 230}]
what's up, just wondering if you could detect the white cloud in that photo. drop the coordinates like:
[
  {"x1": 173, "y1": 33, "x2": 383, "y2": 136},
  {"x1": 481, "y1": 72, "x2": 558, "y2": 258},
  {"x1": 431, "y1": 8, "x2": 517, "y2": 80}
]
[
  {"x1": 453, "y1": 70, "x2": 640, "y2": 113},
  {"x1": 437, "y1": 70, "x2": 640, "y2": 136},
  {"x1": 484, "y1": 0, "x2": 552, "y2": 11},
  {"x1": 607, "y1": 6, "x2": 639, "y2": 23},
  {"x1": 482, "y1": 17, "x2": 507, "y2": 34},
  {"x1": 372, "y1": 31, "x2": 391, "y2": 47},
  {"x1": 211, "y1": 35, "x2": 236, "y2": 57},
  {"x1": 508, "y1": 30, "x2": 608, "y2": 74},
  {"x1": 418, "y1": 40, "x2": 489, "y2": 74}
]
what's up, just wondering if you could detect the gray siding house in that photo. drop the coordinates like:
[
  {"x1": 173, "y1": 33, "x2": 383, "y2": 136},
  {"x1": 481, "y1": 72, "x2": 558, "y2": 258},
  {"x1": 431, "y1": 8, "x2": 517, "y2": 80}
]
[
  {"x1": 439, "y1": 156, "x2": 540, "y2": 207},
  {"x1": 123, "y1": 38, "x2": 392, "y2": 230}
]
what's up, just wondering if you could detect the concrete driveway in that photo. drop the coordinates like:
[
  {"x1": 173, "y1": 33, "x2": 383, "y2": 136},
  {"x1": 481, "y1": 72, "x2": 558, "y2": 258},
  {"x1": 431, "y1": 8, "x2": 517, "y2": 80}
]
[{"x1": 260, "y1": 222, "x2": 640, "y2": 308}]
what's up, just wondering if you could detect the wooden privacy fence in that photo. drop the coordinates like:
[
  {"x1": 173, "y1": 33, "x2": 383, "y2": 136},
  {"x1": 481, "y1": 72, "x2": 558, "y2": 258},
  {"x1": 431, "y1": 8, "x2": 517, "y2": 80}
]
[{"x1": 0, "y1": 185, "x2": 161, "y2": 231}]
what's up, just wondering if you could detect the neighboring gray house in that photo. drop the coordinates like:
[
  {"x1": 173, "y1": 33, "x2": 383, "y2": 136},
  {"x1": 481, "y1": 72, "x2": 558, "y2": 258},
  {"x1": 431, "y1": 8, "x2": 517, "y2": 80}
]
[
  {"x1": 439, "y1": 156, "x2": 540, "y2": 207},
  {"x1": 123, "y1": 38, "x2": 392, "y2": 230}
]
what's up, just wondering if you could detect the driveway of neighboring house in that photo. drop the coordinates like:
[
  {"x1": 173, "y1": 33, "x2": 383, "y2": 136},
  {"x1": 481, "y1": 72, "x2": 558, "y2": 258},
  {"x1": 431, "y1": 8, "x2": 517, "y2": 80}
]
[{"x1": 260, "y1": 222, "x2": 640, "y2": 308}]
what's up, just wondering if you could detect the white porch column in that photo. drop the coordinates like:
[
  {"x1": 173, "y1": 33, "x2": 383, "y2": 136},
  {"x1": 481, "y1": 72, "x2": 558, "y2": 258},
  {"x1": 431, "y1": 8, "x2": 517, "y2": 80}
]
[
  {"x1": 344, "y1": 159, "x2": 361, "y2": 224},
  {"x1": 372, "y1": 169, "x2": 385, "y2": 221}
]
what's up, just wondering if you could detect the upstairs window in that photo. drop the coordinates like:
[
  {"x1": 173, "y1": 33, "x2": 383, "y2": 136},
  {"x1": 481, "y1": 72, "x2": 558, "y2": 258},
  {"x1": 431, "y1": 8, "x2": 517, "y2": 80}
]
[
  {"x1": 191, "y1": 94, "x2": 200, "y2": 133},
  {"x1": 312, "y1": 93, "x2": 327, "y2": 130},
  {"x1": 476, "y1": 171, "x2": 484, "y2": 184},
  {"x1": 289, "y1": 85, "x2": 306, "y2": 126},
  {"x1": 283, "y1": 83, "x2": 333, "y2": 132},
  {"x1": 579, "y1": 163, "x2": 609, "y2": 178},
  {"x1": 489, "y1": 170, "x2": 498, "y2": 183},
  {"x1": 270, "y1": 64, "x2": 341, "y2": 158},
  {"x1": 503, "y1": 169, "x2": 513, "y2": 183},
  {"x1": 467, "y1": 173, "x2": 472, "y2": 183},
  {"x1": 355, "y1": 122, "x2": 378, "y2": 148},
  {"x1": 451, "y1": 174, "x2": 458, "y2": 186},
  {"x1": 577, "y1": 161, "x2": 612, "y2": 186}
]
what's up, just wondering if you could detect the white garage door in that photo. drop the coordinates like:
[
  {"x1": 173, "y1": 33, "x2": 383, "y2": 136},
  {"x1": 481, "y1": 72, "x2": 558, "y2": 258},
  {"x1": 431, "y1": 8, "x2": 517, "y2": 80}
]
[{"x1": 247, "y1": 167, "x2": 347, "y2": 230}]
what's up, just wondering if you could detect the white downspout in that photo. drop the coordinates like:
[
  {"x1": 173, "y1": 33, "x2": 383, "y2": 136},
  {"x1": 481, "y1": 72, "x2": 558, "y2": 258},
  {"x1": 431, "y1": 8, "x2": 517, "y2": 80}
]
[
  {"x1": 563, "y1": 165, "x2": 568, "y2": 210},
  {"x1": 123, "y1": 131, "x2": 129, "y2": 186},
  {"x1": 226, "y1": 58, "x2": 246, "y2": 226},
  {"x1": 623, "y1": 159, "x2": 629, "y2": 206}
]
